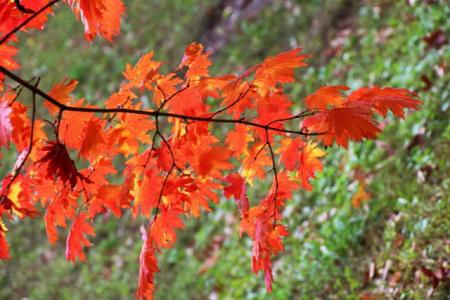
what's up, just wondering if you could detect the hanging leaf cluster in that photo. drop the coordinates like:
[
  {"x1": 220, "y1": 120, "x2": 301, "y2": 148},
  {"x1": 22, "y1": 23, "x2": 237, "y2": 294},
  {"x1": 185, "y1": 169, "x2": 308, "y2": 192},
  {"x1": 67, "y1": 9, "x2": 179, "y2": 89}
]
[{"x1": 0, "y1": 1, "x2": 420, "y2": 299}]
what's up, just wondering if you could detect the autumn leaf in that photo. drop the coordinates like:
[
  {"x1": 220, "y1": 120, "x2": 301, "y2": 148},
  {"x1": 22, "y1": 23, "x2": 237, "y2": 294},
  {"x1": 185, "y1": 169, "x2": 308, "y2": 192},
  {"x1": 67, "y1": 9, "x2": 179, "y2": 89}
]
[
  {"x1": 87, "y1": 184, "x2": 128, "y2": 218},
  {"x1": 0, "y1": 3, "x2": 424, "y2": 295},
  {"x1": 351, "y1": 183, "x2": 370, "y2": 208},
  {"x1": 225, "y1": 124, "x2": 254, "y2": 158},
  {"x1": 179, "y1": 42, "x2": 211, "y2": 79},
  {"x1": 65, "y1": 213, "x2": 95, "y2": 262},
  {"x1": 278, "y1": 137, "x2": 304, "y2": 171},
  {"x1": 0, "y1": 45, "x2": 19, "y2": 75},
  {"x1": 124, "y1": 52, "x2": 162, "y2": 91},
  {"x1": 137, "y1": 226, "x2": 159, "y2": 300},
  {"x1": 0, "y1": 2, "x2": 23, "y2": 37},
  {"x1": 9, "y1": 100, "x2": 31, "y2": 152},
  {"x1": 0, "y1": 0, "x2": 52, "y2": 38},
  {"x1": 67, "y1": 0, "x2": 125, "y2": 41},
  {"x1": 150, "y1": 210, "x2": 184, "y2": 249},
  {"x1": 197, "y1": 146, "x2": 233, "y2": 177},
  {"x1": 347, "y1": 87, "x2": 421, "y2": 118},
  {"x1": 37, "y1": 141, "x2": 80, "y2": 188},
  {"x1": 297, "y1": 142, "x2": 326, "y2": 190},
  {"x1": 46, "y1": 78, "x2": 78, "y2": 115},
  {"x1": 254, "y1": 48, "x2": 308, "y2": 94},
  {"x1": 304, "y1": 85, "x2": 350, "y2": 109},
  {"x1": 304, "y1": 106, "x2": 381, "y2": 148},
  {"x1": 131, "y1": 169, "x2": 163, "y2": 218},
  {"x1": 45, "y1": 190, "x2": 78, "y2": 244},
  {"x1": 0, "y1": 229, "x2": 9, "y2": 259},
  {"x1": 224, "y1": 173, "x2": 249, "y2": 217},
  {"x1": 78, "y1": 117, "x2": 107, "y2": 161}
]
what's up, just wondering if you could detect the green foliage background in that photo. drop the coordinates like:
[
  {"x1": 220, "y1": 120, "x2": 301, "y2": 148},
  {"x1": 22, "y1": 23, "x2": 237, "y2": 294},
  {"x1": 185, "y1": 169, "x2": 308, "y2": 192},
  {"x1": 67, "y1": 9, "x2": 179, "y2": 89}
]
[{"x1": 0, "y1": 0, "x2": 449, "y2": 299}]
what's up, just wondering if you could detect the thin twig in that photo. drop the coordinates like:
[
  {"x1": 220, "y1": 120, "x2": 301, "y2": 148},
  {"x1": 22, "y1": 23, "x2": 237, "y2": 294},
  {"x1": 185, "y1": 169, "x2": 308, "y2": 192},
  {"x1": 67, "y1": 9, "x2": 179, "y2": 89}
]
[
  {"x1": 0, "y1": 67, "x2": 322, "y2": 137},
  {"x1": 14, "y1": 0, "x2": 35, "y2": 14},
  {"x1": 265, "y1": 129, "x2": 279, "y2": 227},
  {"x1": 0, "y1": 78, "x2": 39, "y2": 203},
  {"x1": 209, "y1": 80, "x2": 253, "y2": 118}
]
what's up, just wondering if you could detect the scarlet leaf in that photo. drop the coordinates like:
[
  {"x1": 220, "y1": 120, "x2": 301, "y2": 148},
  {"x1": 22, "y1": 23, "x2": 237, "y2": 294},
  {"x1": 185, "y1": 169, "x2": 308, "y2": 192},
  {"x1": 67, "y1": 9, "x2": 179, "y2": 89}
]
[
  {"x1": 78, "y1": 117, "x2": 107, "y2": 161},
  {"x1": 65, "y1": 213, "x2": 95, "y2": 262},
  {"x1": 304, "y1": 106, "x2": 381, "y2": 148},
  {"x1": 0, "y1": 229, "x2": 9, "y2": 259},
  {"x1": 137, "y1": 226, "x2": 159, "y2": 300},
  {"x1": 197, "y1": 147, "x2": 233, "y2": 177},
  {"x1": 131, "y1": 169, "x2": 163, "y2": 218},
  {"x1": 347, "y1": 87, "x2": 421, "y2": 118},
  {"x1": 224, "y1": 173, "x2": 249, "y2": 217},
  {"x1": 38, "y1": 141, "x2": 80, "y2": 188}
]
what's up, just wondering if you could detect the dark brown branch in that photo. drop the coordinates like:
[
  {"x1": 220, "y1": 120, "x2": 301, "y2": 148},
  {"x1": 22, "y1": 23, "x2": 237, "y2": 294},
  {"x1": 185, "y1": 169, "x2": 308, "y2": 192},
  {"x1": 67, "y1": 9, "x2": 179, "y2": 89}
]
[
  {"x1": 0, "y1": 67, "x2": 322, "y2": 137},
  {"x1": 55, "y1": 108, "x2": 64, "y2": 141},
  {"x1": 0, "y1": 0, "x2": 61, "y2": 45},
  {"x1": 14, "y1": 0, "x2": 35, "y2": 14}
]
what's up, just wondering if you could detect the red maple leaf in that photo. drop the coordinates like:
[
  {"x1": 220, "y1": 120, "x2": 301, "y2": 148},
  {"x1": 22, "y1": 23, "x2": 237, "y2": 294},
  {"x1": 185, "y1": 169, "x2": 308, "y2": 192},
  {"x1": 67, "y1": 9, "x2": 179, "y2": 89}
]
[
  {"x1": 67, "y1": 0, "x2": 125, "y2": 41},
  {"x1": 37, "y1": 141, "x2": 80, "y2": 188},
  {"x1": 65, "y1": 213, "x2": 95, "y2": 262},
  {"x1": 224, "y1": 173, "x2": 249, "y2": 217}
]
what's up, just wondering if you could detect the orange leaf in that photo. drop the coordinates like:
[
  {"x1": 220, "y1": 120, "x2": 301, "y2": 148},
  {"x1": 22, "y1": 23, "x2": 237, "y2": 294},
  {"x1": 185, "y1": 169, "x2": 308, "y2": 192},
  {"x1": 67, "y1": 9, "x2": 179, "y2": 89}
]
[
  {"x1": 0, "y1": 45, "x2": 19, "y2": 74},
  {"x1": 179, "y1": 42, "x2": 211, "y2": 79},
  {"x1": 304, "y1": 85, "x2": 350, "y2": 109},
  {"x1": 254, "y1": 48, "x2": 308, "y2": 94},
  {"x1": 150, "y1": 210, "x2": 184, "y2": 249},
  {"x1": 124, "y1": 52, "x2": 162, "y2": 90},
  {"x1": 297, "y1": 142, "x2": 326, "y2": 190},
  {"x1": 46, "y1": 78, "x2": 78, "y2": 115},
  {"x1": 131, "y1": 169, "x2": 163, "y2": 218},
  {"x1": 137, "y1": 226, "x2": 159, "y2": 300},
  {"x1": 351, "y1": 183, "x2": 370, "y2": 208},
  {"x1": 78, "y1": 117, "x2": 107, "y2": 161},
  {"x1": 197, "y1": 147, "x2": 233, "y2": 177},
  {"x1": 68, "y1": 0, "x2": 125, "y2": 41}
]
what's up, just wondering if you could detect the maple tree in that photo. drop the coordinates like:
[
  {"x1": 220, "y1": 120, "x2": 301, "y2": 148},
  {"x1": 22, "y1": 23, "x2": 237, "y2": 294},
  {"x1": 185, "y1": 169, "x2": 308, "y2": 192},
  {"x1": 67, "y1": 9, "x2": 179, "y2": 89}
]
[{"x1": 0, "y1": 1, "x2": 421, "y2": 299}]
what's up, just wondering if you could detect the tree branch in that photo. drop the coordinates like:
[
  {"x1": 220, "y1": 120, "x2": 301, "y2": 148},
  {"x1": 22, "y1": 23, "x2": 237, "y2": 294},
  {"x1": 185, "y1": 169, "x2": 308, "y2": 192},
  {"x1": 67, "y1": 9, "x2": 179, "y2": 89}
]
[{"x1": 0, "y1": 66, "x2": 322, "y2": 137}]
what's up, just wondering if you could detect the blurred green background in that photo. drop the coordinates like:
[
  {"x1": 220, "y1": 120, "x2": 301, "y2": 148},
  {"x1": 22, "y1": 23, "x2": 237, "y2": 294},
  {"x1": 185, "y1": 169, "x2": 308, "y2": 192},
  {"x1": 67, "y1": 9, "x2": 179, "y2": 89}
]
[{"x1": 1, "y1": 0, "x2": 449, "y2": 299}]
